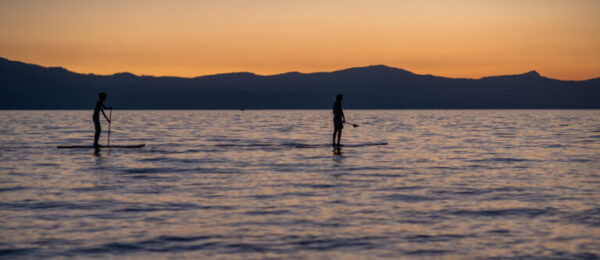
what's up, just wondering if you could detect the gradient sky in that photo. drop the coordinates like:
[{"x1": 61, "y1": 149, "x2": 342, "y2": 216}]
[{"x1": 1, "y1": 0, "x2": 599, "y2": 80}]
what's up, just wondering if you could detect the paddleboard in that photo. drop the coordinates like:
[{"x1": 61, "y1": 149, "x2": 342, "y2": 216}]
[
  {"x1": 57, "y1": 144, "x2": 145, "y2": 149},
  {"x1": 295, "y1": 142, "x2": 388, "y2": 148}
]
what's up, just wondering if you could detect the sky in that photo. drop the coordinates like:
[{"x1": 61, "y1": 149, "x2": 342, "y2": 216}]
[{"x1": 0, "y1": 0, "x2": 599, "y2": 80}]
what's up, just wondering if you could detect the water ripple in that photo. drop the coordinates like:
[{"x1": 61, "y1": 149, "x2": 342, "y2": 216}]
[{"x1": 0, "y1": 110, "x2": 599, "y2": 259}]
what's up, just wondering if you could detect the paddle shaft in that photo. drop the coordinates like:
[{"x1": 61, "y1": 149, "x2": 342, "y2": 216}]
[
  {"x1": 107, "y1": 107, "x2": 112, "y2": 146},
  {"x1": 344, "y1": 122, "x2": 359, "y2": 127}
]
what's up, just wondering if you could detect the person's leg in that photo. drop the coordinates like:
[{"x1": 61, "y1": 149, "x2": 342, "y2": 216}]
[
  {"x1": 333, "y1": 129, "x2": 338, "y2": 146},
  {"x1": 337, "y1": 129, "x2": 342, "y2": 146},
  {"x1": 94, "y1": 120, "x2": 101, "y2": 147}
]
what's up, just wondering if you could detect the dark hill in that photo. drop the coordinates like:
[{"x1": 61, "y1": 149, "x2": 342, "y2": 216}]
[{"x1": 1, "y1": 57, "x2": 598, "y2": 109}]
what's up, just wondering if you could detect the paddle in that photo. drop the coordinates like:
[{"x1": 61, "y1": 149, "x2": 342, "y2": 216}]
[
  {"x1": 345, "y1": 122, "x2": 359, "y2": 128},
  {"x1": 107, "y1": 107, "x2": 112, "y2": 146}
]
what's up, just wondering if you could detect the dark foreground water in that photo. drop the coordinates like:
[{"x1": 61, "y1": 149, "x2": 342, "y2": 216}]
[{"x1": 0, "y1": 110, "x2": 599, "y2": 259}]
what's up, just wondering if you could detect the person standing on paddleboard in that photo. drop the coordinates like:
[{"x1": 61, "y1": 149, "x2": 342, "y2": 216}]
[
  {"x1": 93, "y1": 92, "x2": 111, "y2": 148},
  {"x1": 333, "y1": 94, "x2": 346, "y2": 147}
]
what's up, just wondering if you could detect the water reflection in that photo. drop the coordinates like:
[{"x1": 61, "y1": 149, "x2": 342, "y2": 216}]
[
  {"x1": 333, "y1": 146, "x2": 343, "y2": 156},
  {"x1": 0, "y1": 110, "x2": 599, "y2": 259}
]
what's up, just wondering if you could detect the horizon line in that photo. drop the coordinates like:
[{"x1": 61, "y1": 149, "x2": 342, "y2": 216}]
[{"x1": 2, "y1": 56, "x2": 599, "y2": 82}]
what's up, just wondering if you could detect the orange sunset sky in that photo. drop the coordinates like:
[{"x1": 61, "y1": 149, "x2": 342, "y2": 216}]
[{"x1": 1, "y1": 0, "x2": 599, "y2": 80}]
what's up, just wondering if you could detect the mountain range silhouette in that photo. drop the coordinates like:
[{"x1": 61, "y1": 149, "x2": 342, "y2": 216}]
[{"x1": 1, "y1": 57, "x2": 598, "y2": 109}]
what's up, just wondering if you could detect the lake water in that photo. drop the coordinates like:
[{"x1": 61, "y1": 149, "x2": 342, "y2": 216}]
[{"x1": 1, "y1": 110, "x2": 599, "y2": 259}]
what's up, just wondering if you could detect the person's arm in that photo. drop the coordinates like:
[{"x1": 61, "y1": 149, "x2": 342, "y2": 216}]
[
  {"x1": 341, "y1": 107, "x2": 345, "y2": 123},
  {"x1": 101, "y1": 107, "x2": 110, "y2": 123}
]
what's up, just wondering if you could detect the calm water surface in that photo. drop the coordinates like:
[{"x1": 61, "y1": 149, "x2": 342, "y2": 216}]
[{"x1": 1, "y1": 110, "x2": 599, "y2": 259}]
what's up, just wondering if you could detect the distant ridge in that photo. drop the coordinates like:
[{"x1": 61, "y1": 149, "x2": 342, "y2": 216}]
[{"x1": 1, "y1": 57, "x2": 599, "y2": 109}]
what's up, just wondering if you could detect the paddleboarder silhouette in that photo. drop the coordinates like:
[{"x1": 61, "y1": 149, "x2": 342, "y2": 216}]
[
  {"x1": 333, "y1": 94, "x2": 345, "y2": 147},
  {"x1": 93, "y1": 92, "x2": 111, "y2": 148}
]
